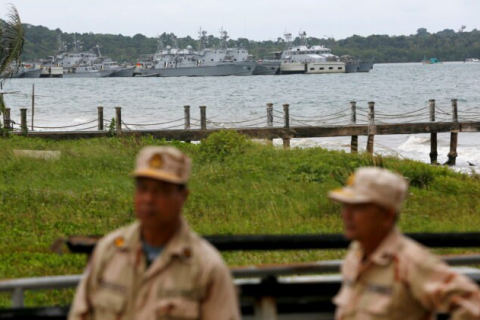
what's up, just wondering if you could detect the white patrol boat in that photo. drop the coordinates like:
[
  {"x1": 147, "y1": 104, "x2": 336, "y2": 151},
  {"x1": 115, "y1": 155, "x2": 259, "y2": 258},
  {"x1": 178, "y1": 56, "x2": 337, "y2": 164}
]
[{"x1": 279, "y1": 31, "x2": 345, "y2": 74}]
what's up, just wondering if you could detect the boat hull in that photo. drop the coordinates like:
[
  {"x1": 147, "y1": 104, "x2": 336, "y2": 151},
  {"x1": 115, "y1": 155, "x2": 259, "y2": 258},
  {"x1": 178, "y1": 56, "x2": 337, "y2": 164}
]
[
  {"x1": 110, "y1": 67, "x2": 135, "y2": 77},
  {"x1": 306, "y1": 62, "x2": 345, "y2": 74},
  {"x1": 280, "y1": 62, "x2": 346, "y2": 74},
  {"x1": 21, "y1": 69, "x2": 42, "y2": 78},
  {"x1": 253, "y1": 61, "x2": 281, "y2": 75},
  {"x1": 357, "y1": 62, "x2": 374, "y2": 72},
  {"x1": 63, "y1": 70, "x2": 114, "y2": 78},
  {"x1": 139, "y1": 62, "x2": 256, "y2": 77}
]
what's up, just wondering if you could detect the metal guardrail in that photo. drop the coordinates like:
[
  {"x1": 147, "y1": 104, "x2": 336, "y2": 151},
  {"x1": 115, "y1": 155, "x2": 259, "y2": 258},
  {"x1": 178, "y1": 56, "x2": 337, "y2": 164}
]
[
  {"x1": 2, "y1": 255, "x2": 480, "y2": 308},
  {"x1": 64, "y1": 232, "x2": 480, "y2": 255}
]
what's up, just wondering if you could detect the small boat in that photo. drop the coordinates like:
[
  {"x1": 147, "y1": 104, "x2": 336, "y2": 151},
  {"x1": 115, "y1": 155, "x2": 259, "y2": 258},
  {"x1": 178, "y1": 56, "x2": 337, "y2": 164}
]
[
  {"x1": 422, "y1": 56, "x2": 442, "y2": 64},
  {"x1": 464, "y1": 58, "x2": 480, "y2": 63}
]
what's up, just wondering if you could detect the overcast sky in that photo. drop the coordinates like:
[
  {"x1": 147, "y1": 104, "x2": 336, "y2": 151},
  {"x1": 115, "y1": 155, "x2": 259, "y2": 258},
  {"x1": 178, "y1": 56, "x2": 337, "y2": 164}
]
[{"x1": 0, "y1": 0, "x2": 478, "y2": 41}]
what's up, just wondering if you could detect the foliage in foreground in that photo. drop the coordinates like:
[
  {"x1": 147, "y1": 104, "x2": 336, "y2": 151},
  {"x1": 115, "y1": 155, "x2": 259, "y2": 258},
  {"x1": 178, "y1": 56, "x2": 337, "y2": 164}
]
[{"x1": 0, "y1": 131, "x2": 479, "y2": 306}]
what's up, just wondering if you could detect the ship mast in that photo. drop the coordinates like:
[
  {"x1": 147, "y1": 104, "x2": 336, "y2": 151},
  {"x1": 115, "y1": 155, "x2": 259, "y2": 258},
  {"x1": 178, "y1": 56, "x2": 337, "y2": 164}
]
[{"x1": 198, "y1": 27, "x2": 208, "y2": 51}]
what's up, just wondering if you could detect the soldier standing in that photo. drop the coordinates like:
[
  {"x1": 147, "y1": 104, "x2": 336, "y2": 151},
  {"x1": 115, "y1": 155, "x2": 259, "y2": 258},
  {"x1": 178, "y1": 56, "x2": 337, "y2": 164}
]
[
  {"x1": 329, "y1": 167, "x2": 480, "y2": 319},
  {"x1": 69, "y1": 146, "x2": 240, "y2": 320}
]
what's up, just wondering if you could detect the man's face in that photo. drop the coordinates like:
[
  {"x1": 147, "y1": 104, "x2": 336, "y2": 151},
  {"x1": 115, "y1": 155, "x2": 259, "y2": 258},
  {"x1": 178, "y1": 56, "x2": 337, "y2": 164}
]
[
  {"x1": 341, "y1": 203, "x2": 393, "y2": 241},
  {"x1": 134, "y1": 177, "x2": 188, "y2": 229}
]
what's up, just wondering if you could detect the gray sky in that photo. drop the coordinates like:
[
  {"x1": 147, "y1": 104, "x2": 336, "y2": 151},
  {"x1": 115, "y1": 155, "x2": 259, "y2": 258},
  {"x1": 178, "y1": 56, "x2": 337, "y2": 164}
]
[{"x1": 0, "y1": 0, "x2": 478, "y2": 41}]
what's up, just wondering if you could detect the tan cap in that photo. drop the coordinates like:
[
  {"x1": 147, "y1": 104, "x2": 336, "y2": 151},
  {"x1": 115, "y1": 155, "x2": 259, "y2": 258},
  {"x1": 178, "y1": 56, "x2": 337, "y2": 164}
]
[
  {"x1": 132, "y1": 146, "x2": 191, "y2": 184},
  {"x1": 328, "y1": 167, "x2": 408, "y2": 211}
]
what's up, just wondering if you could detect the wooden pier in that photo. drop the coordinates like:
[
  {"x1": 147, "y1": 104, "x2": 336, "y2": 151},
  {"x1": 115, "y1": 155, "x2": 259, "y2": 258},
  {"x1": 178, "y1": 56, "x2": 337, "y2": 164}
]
[{"x1": 3, "y1": 99, "x2": 480, "y2": 165}]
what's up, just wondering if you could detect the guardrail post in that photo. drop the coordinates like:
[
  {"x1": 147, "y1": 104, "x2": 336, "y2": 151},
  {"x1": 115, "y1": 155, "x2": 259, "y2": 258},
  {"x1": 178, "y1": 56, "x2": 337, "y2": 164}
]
[
  {"x1": 350, "y1": 101, "x2": 358, "y2": 153},
  {"x1": 97, "y1": 106, "x2": 104, "y2": 131},
  {"x1": 429, "y1": 99, "x2": 437, "y2": 164},
  {"x1": 446, "y1": 99, "x2": 458, "y2": 166},
  {"x1": 255, "y1": 296, "x2": 278, "y2": 320},
  {"x1": 184, "y1": 105, "x2": 190, "y2": 130},
  {"x1": 20, "y1": 108, "x2": 28, "y2": 136},
  {"x1": 200, "y1": 106, "x2": 207, "y2": 130},
  {"x1": 3, "y1": 108, "x2": 11, "y2": 130},
  {"x1": 366, "y1": 101, "x2": 375, "y2": 154},
  {"x1": 282, "y1": 104, "x2": 290, "y2": 149},
  {"x1": 12, "y1": 287, "x2": 24, "y2": 308},
  {"x1": 115, "y1": 106, "x2": 122, "y2": 135}
]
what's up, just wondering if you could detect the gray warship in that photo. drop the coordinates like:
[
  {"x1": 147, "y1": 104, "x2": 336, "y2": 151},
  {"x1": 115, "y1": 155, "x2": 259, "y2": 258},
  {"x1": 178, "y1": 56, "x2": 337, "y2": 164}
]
[
  {"x1": 42, "y1": 35, "x2": 132, "y2": 78},
  {"x1": 138, "y1": 29, "x2": 256, "y2": 77}
]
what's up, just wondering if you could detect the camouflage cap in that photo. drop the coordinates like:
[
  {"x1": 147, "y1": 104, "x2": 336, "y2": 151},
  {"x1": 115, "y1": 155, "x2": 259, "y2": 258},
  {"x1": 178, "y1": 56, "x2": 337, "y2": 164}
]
[
  {"x1": 328, "y1": 167, "x2": 408, "y2": 211},
  {"x1": 132, "y1": 146, "x2": 191, "y2": 184}
]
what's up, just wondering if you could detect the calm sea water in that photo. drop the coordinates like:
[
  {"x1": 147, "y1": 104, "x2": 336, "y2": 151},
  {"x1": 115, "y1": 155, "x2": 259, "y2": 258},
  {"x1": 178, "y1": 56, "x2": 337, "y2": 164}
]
[{"x1": 3, "y1": 62, "x2": 480, "y2": 172}]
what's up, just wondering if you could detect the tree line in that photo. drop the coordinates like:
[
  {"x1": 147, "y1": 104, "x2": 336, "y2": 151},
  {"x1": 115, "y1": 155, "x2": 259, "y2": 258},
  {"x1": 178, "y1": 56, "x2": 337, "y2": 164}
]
[{"x1": 18, "y1": 23, "x2": 480, "y2": 64}]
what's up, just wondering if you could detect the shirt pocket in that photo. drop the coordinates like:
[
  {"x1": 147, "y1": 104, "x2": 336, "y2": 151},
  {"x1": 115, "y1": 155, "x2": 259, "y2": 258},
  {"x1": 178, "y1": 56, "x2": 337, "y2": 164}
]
[
  {"x1": 91, "y1": 287, "x2": 127, "y2": 320},
  {"x1": 156, "y1": 297, "x2": 200, "y2": 320},
  {"x1": 357, "y1": 286, "x2": 393, "y2": 316}
]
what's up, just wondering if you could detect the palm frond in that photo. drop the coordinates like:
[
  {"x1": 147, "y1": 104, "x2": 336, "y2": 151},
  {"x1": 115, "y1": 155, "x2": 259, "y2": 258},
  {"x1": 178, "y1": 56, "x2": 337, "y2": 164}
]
[
  {"x1": 0, "y1": 5, "x2": 24, "y2": 114},
  {"x1": 0, "y1": 5, "x2": 24, "y2": 81}
]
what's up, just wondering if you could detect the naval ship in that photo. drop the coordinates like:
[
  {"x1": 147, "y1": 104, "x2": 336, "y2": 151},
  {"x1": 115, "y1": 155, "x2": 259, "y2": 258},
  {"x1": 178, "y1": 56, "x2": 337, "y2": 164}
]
[
  {"x1": 276, "y1": 31, "x2": 345, "y2": 74},
  {"x1": 137, "y1": 29, "x2": 256, "y2": 77}
]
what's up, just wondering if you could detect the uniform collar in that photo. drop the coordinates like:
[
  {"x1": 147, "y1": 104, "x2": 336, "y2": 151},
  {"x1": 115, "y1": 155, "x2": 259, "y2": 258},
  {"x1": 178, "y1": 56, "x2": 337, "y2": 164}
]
[
  {"x1": 352, "y1": 227, "x2": 402, "y2": 267},
  {"x1": 369, "y1": 227, "x2": 402, "y2": 266},
  {"x1": 115, "y1": 217, "x2": 194, "y2": 260}
]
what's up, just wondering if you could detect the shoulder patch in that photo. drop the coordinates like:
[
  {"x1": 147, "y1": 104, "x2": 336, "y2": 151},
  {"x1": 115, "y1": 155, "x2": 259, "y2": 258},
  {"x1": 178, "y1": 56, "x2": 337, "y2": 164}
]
[{"x1": 114, "y1": 236, "x2": 125, "y2": 248}]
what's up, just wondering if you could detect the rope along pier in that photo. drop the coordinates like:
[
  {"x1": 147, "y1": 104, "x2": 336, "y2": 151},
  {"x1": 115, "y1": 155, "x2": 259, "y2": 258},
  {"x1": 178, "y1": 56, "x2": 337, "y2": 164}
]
[{"x1": 3, "y1": 100, "x2": 480, "y2": 166}]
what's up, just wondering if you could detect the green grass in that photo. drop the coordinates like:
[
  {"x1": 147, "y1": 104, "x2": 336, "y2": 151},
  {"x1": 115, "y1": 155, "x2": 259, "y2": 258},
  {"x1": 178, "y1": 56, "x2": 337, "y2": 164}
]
[{"x1": 1, "y1": 131, "x2": 480, "y2": 306}]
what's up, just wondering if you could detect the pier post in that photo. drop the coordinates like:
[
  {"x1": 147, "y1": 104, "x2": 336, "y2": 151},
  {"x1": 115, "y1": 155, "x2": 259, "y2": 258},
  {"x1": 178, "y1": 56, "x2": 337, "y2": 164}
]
[
  {"x1": 3, "y1": 108, "x2": 11, "y2": 130},
  {"x1": 31, "y1": 84, "x2": 35, "y2": 131},
  {"x1": 366, "y1": 101, "x2": 375, "y2": 154},
  {"x1": 115, "y1": 106, "x2": 122, "y2": 135},
  {"x1": 266, "y1": 103, "x2": 274, "y2": 144},
  {"x1": 446, "y1": 99, "x2": 458, "y2": 166},
  {"x1": 20, "y1": 108, "x2": 27, "y2": 136},
  {"x1": 282, "y1": 104, "x2": 290, "y2": 149},
  {"x1": 184, "y1": 105, "x2": 191, "y2": 130},
  {"x1": 283, "y1": 104, "x2": 290, "y2": 128},
  {"x1": 267, "y1": 103, "x2": 273, "y2": 127},
  {"x1": 350, "y1": 101, "x2": 358, "y2": 153},
  {"x1": 97, "y1": 106, "x2": 104, "y2": 131},
  {"x1": 429, "y1": 99, "x2": 437, "y2": 164},
  {"x1": 200, "y1": 106, "x2": 207, "y2": 130}
]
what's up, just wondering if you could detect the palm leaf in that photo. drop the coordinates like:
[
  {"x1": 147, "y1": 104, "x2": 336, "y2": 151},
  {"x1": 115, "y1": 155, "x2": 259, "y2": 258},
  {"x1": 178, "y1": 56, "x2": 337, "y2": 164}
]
[{"x1": 0, "y1": 5, "x2": 24, "y2": 114}]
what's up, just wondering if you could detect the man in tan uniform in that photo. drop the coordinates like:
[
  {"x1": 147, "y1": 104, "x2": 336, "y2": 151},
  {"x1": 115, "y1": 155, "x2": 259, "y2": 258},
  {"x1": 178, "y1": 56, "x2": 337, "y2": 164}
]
[
  {"x1": 329, "y1": 167, "x2": 480, "y2": 320},
  {"x1": 69, "y1": 146, "x2": 240, "y2": 320}
]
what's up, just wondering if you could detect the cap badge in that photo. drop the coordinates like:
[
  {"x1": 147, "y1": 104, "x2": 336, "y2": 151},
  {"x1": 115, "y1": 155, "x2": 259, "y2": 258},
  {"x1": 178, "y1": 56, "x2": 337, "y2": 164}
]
[
  {"x1": 347, "y1": 173, "x2": 356, "y2": 186},
  {"x1": 149, "y1": 154, "x2": 163, "y2": 169}
]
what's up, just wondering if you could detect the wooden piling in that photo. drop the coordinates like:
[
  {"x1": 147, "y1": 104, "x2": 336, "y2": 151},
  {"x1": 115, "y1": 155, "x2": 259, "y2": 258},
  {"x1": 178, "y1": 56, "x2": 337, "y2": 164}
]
[
  {"x1": 200, "y1": 106, "x2": 207, "y2": 130},
  {"x1": 350, "y1": 101, "x2": 358, "y2": 153},
  {"x1": 266, "y1": 103, "x2": 274, "y2": 144},
  {"x1": 282, "y1": 104, "x2": 290, "y2": 149},
  {"x1": 266, "y1": 103, "x2": 273, "y2": 127},
  {"x1": 366, "y1": 101, "x2": 375, "y2": 154},
  {"x1": 283, "y1": 104, "x2": 290, "y2": 128},
  {"x1": 429, "y1": 99, "x2": 437, "y2": 164},
  {"x1": 184, "y1": 105, "x2": 191, "y2": 130},
  {"x1": 446, "y1": 99, "x2": 458, "y2": 166},
  {"x1": 97, "y1": 106, "x2": 104, "y2": 131},
  {"x1": 115, "y1": 106, "x2": 122, "y2": 135},
  {"x1": 3, "y1": 108, "x2": 11, "y2": 130},
  {"x1": 31, "y1": 84, "x2": 35, "y2": 131},
  {"x1": 20, "y1": 108, "x2": 27, "y2": 135}
]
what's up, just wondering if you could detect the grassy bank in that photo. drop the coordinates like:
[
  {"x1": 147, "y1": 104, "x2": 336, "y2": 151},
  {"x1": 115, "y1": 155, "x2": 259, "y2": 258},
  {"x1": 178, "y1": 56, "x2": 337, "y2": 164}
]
[{"x1": 1, "y1": 131, "x2": 480, "y2": 306}]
